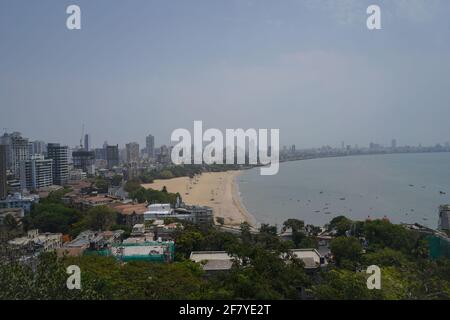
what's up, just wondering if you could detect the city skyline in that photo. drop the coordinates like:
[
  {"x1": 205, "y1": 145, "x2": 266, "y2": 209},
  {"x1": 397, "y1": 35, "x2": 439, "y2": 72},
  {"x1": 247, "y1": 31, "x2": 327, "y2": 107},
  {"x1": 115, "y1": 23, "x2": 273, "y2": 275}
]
[{"x1": 1, "y1": 0, "x2": 450, "y2": 148}]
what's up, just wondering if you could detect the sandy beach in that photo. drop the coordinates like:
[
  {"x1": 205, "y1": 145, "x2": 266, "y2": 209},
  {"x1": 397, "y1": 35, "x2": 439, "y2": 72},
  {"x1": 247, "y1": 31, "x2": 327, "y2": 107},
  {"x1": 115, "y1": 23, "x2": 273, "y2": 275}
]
[{"x1": 142, "y1": 171, "x2": 257, "y2": 227}]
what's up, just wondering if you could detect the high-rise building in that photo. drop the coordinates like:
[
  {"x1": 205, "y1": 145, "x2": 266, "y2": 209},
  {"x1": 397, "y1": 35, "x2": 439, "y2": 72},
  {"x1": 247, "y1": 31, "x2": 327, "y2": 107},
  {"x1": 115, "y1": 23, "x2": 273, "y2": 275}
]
[
  {"x1": 72, "y1": 149, "x2": 95, "y2": 173},
  {"x1": 146, "y1": 134, "x2": 155, "y2": 158},
  {"x1": 84, "y1": 134, "x2": 91, "y2": 151},
  {"x1": 47, "y1": 143, "x2": 69, "y2": 186},
  {"x1": 20, "y1": 155, "x2": 53, "y2": 191},
  {"x1": 126, "y1": 142, "x2": 140, "y2": 164},
  {"x1": 0, "y1": 145, "x2": 7, "y2": 200},
  {"x1": 106, "y1": 145, "x2": 119, "y2": 169},
  {"x1": 391, "y1": 139, "x2": 397, "y2": 149},
  {"x1": 29, "y1": 140, "x2": 47, "y2": 156},
  {"x1": 0, "y1": 132, "x2": 30, "y2": 178}
]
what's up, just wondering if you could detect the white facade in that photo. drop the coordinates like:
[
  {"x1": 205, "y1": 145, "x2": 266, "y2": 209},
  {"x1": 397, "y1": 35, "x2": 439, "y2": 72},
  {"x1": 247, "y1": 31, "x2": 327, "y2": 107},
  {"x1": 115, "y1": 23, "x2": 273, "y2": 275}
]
[
  {"x1": 20, "y1": 154, "x2": 53, "y2": 191},
  {"x1": 144, "y1": 203, "x2": 173, "y2": 221}
]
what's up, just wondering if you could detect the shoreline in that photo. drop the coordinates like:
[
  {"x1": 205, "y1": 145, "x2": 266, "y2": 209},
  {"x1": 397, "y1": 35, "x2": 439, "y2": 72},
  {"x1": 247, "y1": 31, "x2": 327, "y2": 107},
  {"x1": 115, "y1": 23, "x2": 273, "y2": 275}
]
[{"x1": 142, "y1": 170, "x2": 258, "y2": 228}]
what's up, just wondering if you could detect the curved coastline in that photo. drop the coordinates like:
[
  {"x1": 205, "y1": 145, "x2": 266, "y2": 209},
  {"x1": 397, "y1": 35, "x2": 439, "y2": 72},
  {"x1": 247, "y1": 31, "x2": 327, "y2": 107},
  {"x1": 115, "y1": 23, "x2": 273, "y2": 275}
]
[{"x1": 141, "y1": 170, "x2": 258, "y2": 228}]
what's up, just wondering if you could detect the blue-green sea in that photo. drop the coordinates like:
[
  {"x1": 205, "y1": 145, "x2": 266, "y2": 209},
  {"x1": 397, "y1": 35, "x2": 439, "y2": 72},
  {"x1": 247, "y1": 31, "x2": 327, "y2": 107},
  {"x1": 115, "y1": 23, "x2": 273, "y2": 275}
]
[{"x1": 236, "y1": 153, "x2": 450, "y2": 228}]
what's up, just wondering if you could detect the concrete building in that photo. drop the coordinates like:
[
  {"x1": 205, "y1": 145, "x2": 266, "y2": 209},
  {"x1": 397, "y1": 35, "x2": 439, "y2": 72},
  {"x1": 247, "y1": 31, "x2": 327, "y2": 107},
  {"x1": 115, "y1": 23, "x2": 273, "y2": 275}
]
[
  {"x1": 439, "y1": 205, "x2": 450, "y2": 231},
  {"x1": 146, "y1": 134, "x2": 155, "y2": 158},
  {"x1": 57, "y1": 230, "x2": 124, "y2": 257},
  {"x1": 190, "y1": 249, "x2": 327, "y2": 274},
  {"x1": 144, "y1": 203, "x2": 213, "y2": 225},
  {"x1": 68, "y1": 168, "x2": 87, "y2": 182},
  {"x1": 20, "y1": 154, "x2": 53, "y2": 191},
  {"x1": 290, "y1": 249, "x2": 327, "y2": 271},
  {"x1": 47, "y1": 143, "x2": 69, "y2": 186},
  {"x1": 0, "y1": 144, "x2": 7, "y2": 199},
  {"x1": 106, "y1": 145, "x2": 119, "y2": 169},
  {"x1": 0, "y1": 193, "x2": 39, "y2": 213},
  {"x1": 0, "y1": 132, "x2": 30, "y2": 178},
  {"x1": 190, "y1": 251, "x2": 234, "y2": 274},
  {"x1": 9, "y1": 229, "x2": 62, "y2": 252},
  {"x1": 0, "y1": 207, "x2": 24, "y2": 225},
  {"x1": 84, "y1": 134, "x2": 91, "y2": 151},
  {"x1": 125, "y1": 142, "x2": 140, "y2": 164},
  {"x1": 144, "y1": 203, "x2": 172, "y2": 220},
  {"x1": 112, "y1": 202, "x2": 147, "y2": 227},
  {"x1": 29, "y1": 140, "x2": 47, "y2": 156},
  {"x1": 72, "y1": 149, "x2": 95, "y2": 173},
  {"x1": 174, "y1": 205, "x2": 214, "y2": 225},
  {"x1": 110, "y1": 241, "x2": 174, "y2": 263}
]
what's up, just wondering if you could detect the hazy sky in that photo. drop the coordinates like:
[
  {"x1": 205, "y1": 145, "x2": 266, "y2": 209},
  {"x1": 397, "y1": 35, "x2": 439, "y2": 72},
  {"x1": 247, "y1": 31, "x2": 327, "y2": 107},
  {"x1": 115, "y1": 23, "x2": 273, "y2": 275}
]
[{"x1": 1, "y1": 0, "x2": 450, "y2": 149}]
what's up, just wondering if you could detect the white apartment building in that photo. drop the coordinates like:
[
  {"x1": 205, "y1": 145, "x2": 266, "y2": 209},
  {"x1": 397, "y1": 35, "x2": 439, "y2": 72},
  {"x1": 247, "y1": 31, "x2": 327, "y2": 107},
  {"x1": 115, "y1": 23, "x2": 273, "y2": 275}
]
[{"x1": 20, "y1": 154, "x2": 53, "y2": 191}]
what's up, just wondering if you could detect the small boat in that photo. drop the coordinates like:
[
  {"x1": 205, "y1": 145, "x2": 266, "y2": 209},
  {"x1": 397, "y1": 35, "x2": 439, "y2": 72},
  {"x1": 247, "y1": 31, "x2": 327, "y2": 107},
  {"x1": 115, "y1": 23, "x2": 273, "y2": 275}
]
[
  {"x1": 339, "y1": 197, "x2": 346, "y2": 201},
  {"x1": 314, "y1": 210, "x2": 320, "y2": 213},
  {"x1": 409, "y1": 184, "x2": 414, "y2": 187},
  {"x1": 440, "y1": 191, "x2": 447, "y2": 195},
  {"x1": 324, "y1": 212, "x2": 332, "y2": 215}
]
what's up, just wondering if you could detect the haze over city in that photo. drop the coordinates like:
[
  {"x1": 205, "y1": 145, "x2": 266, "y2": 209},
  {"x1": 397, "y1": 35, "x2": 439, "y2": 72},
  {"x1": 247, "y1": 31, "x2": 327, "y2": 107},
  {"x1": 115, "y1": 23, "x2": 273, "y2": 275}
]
[{"x1": 1, "y1": 0, "x2": 450, "y2": 148}]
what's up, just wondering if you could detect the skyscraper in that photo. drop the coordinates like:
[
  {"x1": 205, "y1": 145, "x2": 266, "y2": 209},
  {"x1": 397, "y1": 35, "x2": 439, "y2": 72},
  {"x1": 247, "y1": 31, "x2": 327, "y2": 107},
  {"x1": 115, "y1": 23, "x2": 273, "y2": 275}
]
[
  {"x1": 0, "y1": 145, "x2": 7, "y2": 199},
  {"x1": 391, "y1": 139, "x2": 397, "y2": 150},
  {"x1": 20, "y1": 154, "x2": 53, "y2": 191},
  {"x1": 30, "y1": 140, "x2": 47, "y2": 156},
  {"x1": 72, "y1": 149, "x2": 95, "y2": 173},
  {"x1": 0, "y1": 132, "x2": 30, "y2": 178},
  {"x1": 47, "y1": 143, "x2": 69, "y2": 186},
  {"x1": 126, "y1": 142, "x2": 140, "y2": 164},
  {"x1": 84, "y1": 134, "x2": 91, "y2": 151},
  {"x1": 146, "y1": 134, "x2": 155, "y2": 158},
  {"x1": 106, "y1": 145, "x2": 119, "y2": 169}
]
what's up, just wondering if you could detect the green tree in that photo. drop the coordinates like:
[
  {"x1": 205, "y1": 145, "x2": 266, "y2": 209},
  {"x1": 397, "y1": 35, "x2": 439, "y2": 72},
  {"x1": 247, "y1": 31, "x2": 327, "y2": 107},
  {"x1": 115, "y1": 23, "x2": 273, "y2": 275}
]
[
  {"x1": 328, "y1": 216, "x2": 353, "y2": 236},
  {"x1": 330, "y1": 236, "x2": 363, "y2": 267},
  {"x1": 124, "y1": 180, "x2": 141, "y2": 193},
  {"x1": 83, "y1": 206, "x2": 117, "y2": 231},
  {"x1": 159, "y1": 170, "x2": 174, "y2": 179},
  {"x1": 2, "y1": 214, "x2": 18, "y2": 231}
]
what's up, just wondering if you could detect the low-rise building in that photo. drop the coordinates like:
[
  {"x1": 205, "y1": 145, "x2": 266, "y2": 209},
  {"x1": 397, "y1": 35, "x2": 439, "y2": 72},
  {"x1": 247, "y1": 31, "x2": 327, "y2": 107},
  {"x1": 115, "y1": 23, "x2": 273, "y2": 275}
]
[
  {"x1": 110, "y1": 241, "x2": 174, "y2": 263},
  {"x1": 190, "y1": 248, "x2": 327, "y2": 274},
  {"x1": 57, "y1": 230, "x2": 124, "y2": 257},
  {"x1": 9, "y1": 229, "x2": 62, "y2": 253},
  {"x1": 112, "y1": 202, "x2": 147, "y2": 227},
  {"x1": 144, "y1": 203, "x2": 213, "y2": 225},
  {"x1": 0, "y1": 193, "x2": 39, "y2": 213},
  {"x1": 0, "y1": 207, "x2": 24, "y2": 225},
  {"x1": 190, "y1": 251, "x2": 235, "y2": 274},
  {"x1": 290, "y1": 249, "x2": 327, "y2": 271}
]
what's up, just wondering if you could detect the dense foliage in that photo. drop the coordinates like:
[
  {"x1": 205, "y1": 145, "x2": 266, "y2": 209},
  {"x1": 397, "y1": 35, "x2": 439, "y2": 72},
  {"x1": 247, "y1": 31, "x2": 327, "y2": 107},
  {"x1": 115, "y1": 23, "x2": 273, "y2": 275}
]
[{"x1": 2, "y1": 201, "x2": 450, "y2": 299}]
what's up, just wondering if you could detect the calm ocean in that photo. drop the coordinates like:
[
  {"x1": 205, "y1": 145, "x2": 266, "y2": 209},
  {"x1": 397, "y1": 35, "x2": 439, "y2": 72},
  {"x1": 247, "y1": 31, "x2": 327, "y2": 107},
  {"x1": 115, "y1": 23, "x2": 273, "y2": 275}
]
[{"x1": 237, "y1": 153, "x2": 450, "y2": 228}]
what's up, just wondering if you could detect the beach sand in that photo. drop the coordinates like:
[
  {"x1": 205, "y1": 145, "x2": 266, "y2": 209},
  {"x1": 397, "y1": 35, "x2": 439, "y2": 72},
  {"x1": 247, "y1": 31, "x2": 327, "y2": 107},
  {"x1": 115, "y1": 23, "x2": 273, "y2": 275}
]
[{"x1": 141, "y1": 171, "x2": 257, "y2": 227}]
